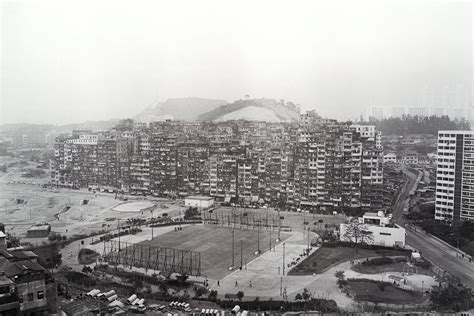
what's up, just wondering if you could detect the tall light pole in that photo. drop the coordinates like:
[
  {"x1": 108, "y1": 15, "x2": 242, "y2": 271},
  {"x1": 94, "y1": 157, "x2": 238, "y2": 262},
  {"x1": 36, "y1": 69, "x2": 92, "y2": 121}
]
[
  {"x1": 256, "y1": 221, "x2": 260, "y2": 254},
  {"x1": 282, "y1": 242, "x2": 286, "y2": 275},
  {"x1": 277, "y1": 207, "x2": 281, "y2": 242},
  {"x1": 269, "y1": 225, "x2": 272, "y2": 251},
  {"x1": 280, "y1": 276, "x2": 283, "y2": 296},
  {"x1": 150, "y1": 209, "x2": 154, "y2": 240},
  {"x1": 231, "y1": 229, "x2": 235, "y2": 269},
  {"x1": 307, "y1": 227, "x2": 310, "y2": 252},
  {"x1": 240, "y1": 240, "x2": 243, "y2": 269},
  {"x1": 117, "y1": 218, "x2": 121, "y2": 252}
]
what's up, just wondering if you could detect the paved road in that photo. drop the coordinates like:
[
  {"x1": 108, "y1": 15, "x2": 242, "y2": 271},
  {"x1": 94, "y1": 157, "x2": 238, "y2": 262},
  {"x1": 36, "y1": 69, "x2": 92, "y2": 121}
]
[
  {"x1": 392, "y1": 166, "x2": 474, "y2": 289},
  {"x1": 406, "y1": 227, "x2": 474, "y2": 289},
  {"x1": 391, "y1": 166, "x2": 420, "y2": 224}
]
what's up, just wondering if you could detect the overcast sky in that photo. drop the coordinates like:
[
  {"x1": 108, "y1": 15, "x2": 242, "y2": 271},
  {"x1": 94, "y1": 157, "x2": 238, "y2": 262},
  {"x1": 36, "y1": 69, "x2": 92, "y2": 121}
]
[{"x1": 1, "y1": 0, "x2": 472, "y2": 125}]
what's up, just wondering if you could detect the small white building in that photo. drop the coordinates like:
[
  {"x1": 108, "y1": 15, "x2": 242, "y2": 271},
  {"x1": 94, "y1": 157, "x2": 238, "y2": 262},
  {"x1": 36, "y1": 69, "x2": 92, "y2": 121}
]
[
  {"x1": 360, "y1": 211, "x2": 390, "y2": 226},
  {"x1": 340, "y1": 211, "x2": 406, "y2": 248},
  {"x1": 184, "y1": 196, "x2": 215, "y2": 210}
]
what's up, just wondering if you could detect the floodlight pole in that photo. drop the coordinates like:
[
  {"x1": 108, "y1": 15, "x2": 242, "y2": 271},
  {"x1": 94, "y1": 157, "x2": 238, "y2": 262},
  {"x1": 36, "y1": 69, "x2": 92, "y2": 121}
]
[
  {"x1": 240, "y1": 240, "x2": 243, "y2": 269},
  {"x1": 269, "y1": 226, "x2": 272, "y2": 251},
  {"x1": 257, "y1": 222, "x2": 260, "y2": 253},
  {"x1": 282, "y1": 242, "x2": 286, "y2": 275},
  {"x1": 232, "y1": 229, "x2": 235, "y2": 268},
  {"x1": 118, "y1": 218, "x2": 121, "y2": 252},
  {"x1": 307, "y1": 227, "x2": 310, "y2": 251},
  {"x1": 277, "y1": 207, "x2": 281, "y2": 241}
]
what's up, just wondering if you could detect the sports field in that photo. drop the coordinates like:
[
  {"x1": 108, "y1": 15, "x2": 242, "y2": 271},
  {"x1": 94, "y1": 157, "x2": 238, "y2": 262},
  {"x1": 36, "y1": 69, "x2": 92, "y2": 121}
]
[{"x1": 139, "y1": 225, "x2": 290, "y2": 279}]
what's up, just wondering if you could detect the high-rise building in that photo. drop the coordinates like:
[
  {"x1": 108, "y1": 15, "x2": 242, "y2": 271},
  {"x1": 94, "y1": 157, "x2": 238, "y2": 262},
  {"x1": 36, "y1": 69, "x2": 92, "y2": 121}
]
[{"x1": 435, "y1": 130, "x2": 474, "y2": 222}]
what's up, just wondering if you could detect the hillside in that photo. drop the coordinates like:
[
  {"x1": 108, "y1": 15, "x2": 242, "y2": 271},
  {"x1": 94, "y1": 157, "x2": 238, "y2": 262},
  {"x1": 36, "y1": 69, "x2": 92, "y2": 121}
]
[
  {"x1": 197, "y1": 99, "x2": 300, "y2": 122},
  {"x1": 135, "y1": 97, "x2": 228, "y2": 122}
]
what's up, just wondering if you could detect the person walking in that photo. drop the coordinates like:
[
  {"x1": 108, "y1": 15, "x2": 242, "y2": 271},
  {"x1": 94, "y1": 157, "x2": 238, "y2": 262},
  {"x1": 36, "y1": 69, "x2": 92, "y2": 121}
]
[
  {"x1": 217, "y1": 280, "x2": 220, "y2": 287},
  {"x1": 249, "y1": 280, "x2": 252, "y2": 288},
  {"x1": 235, "y1": 281, "x2": 238, "y2": 287}
]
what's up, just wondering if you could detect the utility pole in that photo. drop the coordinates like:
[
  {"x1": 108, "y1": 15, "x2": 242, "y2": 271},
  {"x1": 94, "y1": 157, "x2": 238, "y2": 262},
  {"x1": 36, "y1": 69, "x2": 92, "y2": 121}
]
[{"x1": 269, "y1": 225, "x2": 272, "y2": 251}]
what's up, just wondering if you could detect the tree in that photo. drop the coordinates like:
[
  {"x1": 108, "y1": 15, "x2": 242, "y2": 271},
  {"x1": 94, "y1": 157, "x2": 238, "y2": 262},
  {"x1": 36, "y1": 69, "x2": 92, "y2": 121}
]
[
  {"x1": 208, "y1": 290, "x2": 218, "y2": 301},
  {"x1": 341, "y1": 221, "x2": 374, "y2": 253},
  {"x1": 194, "y1": 286, "x2": 207, "y2": 298},
  {"x1": 302, "y1": 288, "x2": 311, "y2": 301},
  {"x1": 158, "y1": 282, "x2": 169, "y2": 295},
  {"x1": 6, "y1": 233, "x2": 20, "y2": 248},
  {"x1": 132, "y1": 278, "x2": 144, "y2": 291},
  {"x1": 295, "y1": 293, "x2": 303, "y2": 301},
  {"x1": 334, "y1": 270, "x2": 345, "y2": 280},
  {"x1": 430, "y1": 284, "x2": 471, "y2": 311},
  {"x1": 176, "y1": 273, "x2": 189, "y2": 285},
  {"x1": 236, "y1": 291, "x2": 244, "y2": 301}
]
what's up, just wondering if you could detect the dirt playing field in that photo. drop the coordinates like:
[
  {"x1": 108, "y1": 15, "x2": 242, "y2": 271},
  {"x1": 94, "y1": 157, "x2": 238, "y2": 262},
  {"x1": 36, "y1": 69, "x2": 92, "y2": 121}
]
[
  {"x1": 0, "y1": 161, "x2": 184, "y2": 240},
  {"x1": 139, "y1": 225, "x2": 290, "y2": 280}
]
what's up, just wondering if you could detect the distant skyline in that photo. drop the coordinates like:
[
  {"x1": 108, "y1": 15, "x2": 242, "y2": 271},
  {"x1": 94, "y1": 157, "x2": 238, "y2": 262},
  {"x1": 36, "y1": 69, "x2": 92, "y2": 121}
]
[{"x1": 1, "y1": 0, "x2": 472, "y2": 125}]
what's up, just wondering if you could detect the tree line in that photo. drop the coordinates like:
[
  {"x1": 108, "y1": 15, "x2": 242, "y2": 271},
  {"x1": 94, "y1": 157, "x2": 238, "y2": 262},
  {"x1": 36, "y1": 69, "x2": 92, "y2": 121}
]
[{"x1": 366, "y1": 115, "x2": 471, "y2": 136}]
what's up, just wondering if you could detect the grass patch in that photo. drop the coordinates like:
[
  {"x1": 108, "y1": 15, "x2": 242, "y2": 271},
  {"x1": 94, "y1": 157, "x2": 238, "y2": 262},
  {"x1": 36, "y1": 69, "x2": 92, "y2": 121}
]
[
  {"x1": 345, "y1": 278, "x2": 423, "y2": 305},
  {"x1": 289, "y1": 246, "x2": 409, "y2": 275},
  {"x1": 352, "y1": 259, "x2": 434, "y2": 276}
]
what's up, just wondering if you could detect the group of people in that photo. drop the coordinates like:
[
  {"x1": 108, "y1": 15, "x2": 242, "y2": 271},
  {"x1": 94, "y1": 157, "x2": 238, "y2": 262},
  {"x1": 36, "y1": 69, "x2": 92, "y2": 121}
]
[
  {"x1": 233, "y1": 280, "x2": 252, "y2": 287},
  {"x1": 210, "y1": 279, "x2": 253, "y2": 288}
]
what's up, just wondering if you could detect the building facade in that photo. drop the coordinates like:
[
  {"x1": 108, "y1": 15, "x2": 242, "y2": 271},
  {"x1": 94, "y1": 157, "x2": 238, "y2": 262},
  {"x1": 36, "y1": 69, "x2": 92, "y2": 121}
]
[
  {"x1": 52, "y1": 119, "x2": 385, "y2": 212},
  {"x1": 435, "y1": 130, "x2": 474, "y2": 222}
]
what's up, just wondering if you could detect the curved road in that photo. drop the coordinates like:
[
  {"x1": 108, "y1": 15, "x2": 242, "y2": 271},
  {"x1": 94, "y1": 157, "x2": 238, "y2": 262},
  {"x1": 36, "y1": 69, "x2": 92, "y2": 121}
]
[{"x1": 393, "y1": 166, "x2": 474, "y2": 289}]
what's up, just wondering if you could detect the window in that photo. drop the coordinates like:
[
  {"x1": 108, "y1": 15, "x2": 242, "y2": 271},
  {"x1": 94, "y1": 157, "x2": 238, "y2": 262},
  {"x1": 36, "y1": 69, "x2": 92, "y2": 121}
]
[
  {"x1": 27, "y1": 292, "x2": 34, "y2": 301},
  {"x1": 37, "y1": 290, "x2": 44, "y2": 299},
  {"x1": 380, "y1": 232, "x2": 391, "y2": 236}
]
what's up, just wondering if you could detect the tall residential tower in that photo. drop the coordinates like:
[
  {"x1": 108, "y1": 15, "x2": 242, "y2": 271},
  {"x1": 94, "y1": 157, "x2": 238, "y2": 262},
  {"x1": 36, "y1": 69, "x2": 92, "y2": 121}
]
[{"x1": 435, "y1": 130, "x2": 474, "y2": 222}]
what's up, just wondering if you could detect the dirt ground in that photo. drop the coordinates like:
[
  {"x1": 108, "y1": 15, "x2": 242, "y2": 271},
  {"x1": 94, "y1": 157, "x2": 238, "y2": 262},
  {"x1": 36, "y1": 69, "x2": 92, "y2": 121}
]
[
  {"x1": 0, "y1": 161, "x2": 184, "y2": 240},
  {"x1": 139, "y1": 225, "x2": 290, "y2": 280}
]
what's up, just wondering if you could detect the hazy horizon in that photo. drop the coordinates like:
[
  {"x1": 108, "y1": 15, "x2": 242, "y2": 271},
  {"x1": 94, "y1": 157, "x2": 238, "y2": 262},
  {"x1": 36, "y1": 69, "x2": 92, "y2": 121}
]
[{"x1": 1, "y1": 0, "x2": 472, "y2": 125}]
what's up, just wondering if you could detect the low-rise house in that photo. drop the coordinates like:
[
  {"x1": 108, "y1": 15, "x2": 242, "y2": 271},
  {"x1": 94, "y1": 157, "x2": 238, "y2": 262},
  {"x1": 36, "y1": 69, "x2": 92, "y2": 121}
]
[
  {"x1": 383, "y1": 152, "x2": 397, "y2": 164},
  {"x1": 26, "y1": 225, "x2": 51, "y2": 239},
  {"x1": 402, "y1": 151, "x2": 419, "y2": 165}
]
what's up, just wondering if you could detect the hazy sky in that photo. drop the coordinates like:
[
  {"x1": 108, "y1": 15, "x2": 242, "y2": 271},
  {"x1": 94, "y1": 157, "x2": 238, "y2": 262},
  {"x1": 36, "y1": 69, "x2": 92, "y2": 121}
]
[{"x1": 1, "y1": 0, "x2": 472, "y2": 124}]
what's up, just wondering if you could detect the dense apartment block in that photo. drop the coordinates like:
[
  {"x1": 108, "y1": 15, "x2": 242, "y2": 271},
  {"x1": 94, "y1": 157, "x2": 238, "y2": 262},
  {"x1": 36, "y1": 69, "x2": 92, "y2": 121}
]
[
  {"x1": 52, "y1": 119, "x2": 384, "y2": 212},
  {"x1": 435, "y1": 130, "x2": 474, "y2": 222}
]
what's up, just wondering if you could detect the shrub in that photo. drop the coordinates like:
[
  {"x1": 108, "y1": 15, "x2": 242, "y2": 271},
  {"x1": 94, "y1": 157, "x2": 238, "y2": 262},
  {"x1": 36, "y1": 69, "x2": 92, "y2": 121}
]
[
  {"x1": 414, "y1": 259, "x2": 431, "y2": 270},
  {"x1": 362, "y1": 257, "x2": 393, "y2": 266},
  {"x1": 208, "y1": 290, "x2": 218, "y2": 301}
]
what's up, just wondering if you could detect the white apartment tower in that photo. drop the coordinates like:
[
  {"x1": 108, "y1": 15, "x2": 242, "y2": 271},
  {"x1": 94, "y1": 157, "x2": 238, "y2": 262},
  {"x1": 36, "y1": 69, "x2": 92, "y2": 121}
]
[{"x1": 435, "y1": 130, "x2": 474, "y2": 222}]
